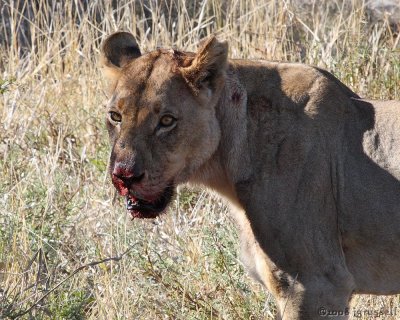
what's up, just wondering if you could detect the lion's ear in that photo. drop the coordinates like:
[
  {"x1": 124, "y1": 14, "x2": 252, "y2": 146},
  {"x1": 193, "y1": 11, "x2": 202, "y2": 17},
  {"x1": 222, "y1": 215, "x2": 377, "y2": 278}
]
[
  {"x1": 100, "y1": 32, "x2": 141, "y2": 81},
  {"x1": 180, "y1": 36, "x2": 228, "y2": 93}
]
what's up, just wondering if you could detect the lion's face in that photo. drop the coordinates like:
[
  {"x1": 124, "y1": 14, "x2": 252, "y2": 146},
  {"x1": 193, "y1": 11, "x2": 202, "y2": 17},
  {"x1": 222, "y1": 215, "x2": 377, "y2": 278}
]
[{"x1": 101, "y1": 32, "x2": 228, "y2": 218}]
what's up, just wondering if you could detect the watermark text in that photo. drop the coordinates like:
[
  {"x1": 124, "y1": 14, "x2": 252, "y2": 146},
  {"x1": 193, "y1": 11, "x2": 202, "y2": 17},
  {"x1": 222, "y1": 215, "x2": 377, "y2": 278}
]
[{"x1": 318, "y1": 306, "x2": 398, "y2": 318}]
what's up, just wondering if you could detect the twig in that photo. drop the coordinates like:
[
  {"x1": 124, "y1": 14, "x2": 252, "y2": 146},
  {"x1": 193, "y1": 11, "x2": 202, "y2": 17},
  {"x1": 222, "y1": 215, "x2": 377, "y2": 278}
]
[{"x1": 10, "y1": 244, "x2": 136, "y2": 319}]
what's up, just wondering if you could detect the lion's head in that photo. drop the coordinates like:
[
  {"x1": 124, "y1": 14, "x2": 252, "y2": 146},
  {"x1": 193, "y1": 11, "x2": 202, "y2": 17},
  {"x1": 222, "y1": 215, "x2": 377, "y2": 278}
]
[{"x1": 101, "y1": 32, "x2": 228, "y2": 218}]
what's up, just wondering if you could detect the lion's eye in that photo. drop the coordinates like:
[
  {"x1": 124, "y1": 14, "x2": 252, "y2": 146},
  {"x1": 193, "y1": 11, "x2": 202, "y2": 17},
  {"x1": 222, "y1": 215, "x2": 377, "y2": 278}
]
[
  {"x1": 109, "y1": 111, "x2": 122, "y2": 123},
  {"x1": 159, "y1": 115, "x2": 176, "y2": 127}
]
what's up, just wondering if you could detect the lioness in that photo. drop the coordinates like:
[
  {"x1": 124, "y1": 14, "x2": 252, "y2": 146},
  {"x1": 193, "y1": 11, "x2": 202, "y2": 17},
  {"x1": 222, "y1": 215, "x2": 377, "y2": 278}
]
[{"x1": 100, "y1": 32, "x2": 400, "y2": 319}]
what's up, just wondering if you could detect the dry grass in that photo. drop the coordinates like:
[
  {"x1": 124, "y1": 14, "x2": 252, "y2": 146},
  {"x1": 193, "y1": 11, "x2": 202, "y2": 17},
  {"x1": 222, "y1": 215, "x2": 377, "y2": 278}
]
[{"x1": 0, "y1": 0, "x2": 399, "y2": 319}]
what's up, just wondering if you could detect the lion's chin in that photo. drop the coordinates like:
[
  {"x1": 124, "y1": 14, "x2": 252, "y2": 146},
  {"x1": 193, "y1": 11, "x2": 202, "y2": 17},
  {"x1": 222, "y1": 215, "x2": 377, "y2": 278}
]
[{"x1": 126, "y1": 185, "x2": 174, "y2": 219}]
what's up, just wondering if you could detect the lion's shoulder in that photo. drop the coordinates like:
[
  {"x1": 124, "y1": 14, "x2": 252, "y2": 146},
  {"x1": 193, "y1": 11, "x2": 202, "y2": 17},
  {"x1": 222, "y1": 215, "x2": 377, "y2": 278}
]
[{"x1": 228, "y1": 59, "x2": 357, "y2": 119}]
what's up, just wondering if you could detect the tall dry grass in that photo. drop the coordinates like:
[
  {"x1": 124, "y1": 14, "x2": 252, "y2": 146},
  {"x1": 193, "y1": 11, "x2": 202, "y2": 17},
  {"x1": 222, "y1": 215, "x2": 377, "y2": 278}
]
[{"x1": 0, "y1": 0, "x2": 399, "y2": 319}]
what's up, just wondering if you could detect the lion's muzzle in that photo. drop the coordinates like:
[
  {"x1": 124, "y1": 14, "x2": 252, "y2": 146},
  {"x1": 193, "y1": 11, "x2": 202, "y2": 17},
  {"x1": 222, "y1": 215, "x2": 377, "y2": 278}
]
[
  {"x1": 110, "y1": 162, "x2": 175, "y2": 219},
  {"x1": 111, "y1": 163, "x2": 145, "y2": 196}
]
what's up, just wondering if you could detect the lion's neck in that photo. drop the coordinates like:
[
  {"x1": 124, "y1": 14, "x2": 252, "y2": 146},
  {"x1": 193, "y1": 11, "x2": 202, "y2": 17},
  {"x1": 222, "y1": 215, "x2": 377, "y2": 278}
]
[
  {"x1": 188, "y1": 149, "x2": 239, "y2": 205},
  {"x1": 189, "y1": 68, "x2": 252, "y2": 209}
]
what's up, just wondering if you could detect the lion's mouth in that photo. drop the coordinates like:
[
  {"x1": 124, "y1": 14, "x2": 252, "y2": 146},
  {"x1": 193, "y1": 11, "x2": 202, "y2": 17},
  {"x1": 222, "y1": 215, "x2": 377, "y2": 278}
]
[{"x1": 125, "y1": 185, "x2": 174, "y2": 219}]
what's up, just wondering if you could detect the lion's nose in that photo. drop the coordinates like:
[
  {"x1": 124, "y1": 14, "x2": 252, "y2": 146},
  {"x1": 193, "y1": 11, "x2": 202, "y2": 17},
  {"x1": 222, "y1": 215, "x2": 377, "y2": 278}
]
[{"x1": 112, "y1": 164, "x2": 145, "y2": 189}]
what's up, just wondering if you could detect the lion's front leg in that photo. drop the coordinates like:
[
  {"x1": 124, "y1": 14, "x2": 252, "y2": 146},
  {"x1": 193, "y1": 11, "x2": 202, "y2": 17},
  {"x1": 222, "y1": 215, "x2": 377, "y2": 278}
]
[
  {"x1": 232, "y1": 205, "x2": 355, "y2": 319},
  {"x1": 272, "y1": 274, "x2": 354, "y2": 320},
  {"x1": 237, "y1": 228, "x2": 354, "y2": 319},
  {"x1": 242, "y1": 224, "x2": 356, "y2": 319}
]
